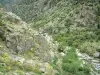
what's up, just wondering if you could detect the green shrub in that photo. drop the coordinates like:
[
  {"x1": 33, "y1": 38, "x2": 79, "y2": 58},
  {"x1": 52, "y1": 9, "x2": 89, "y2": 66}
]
[
  {"x1": 53, "y1": 47, "x2": 91, "y2": 75},
  {"x1": 0, "y1": 4, "x2": 2, "y2": 8},
  {"x1": 79, "y1": 41, "x2": 100, "y2": 56},
  {"x1": 23, "y1": 64, "x2": 34, "y2": 72},
  {"x1": 33, "y1": 64, "x2": 42, "y2": 74},
  {"x1": 16, "y1": 70, "x2": 25, "y2": 75}
]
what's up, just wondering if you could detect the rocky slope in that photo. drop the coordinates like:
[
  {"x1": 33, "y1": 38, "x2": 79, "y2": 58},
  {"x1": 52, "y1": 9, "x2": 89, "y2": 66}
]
[
  {"x1": 32, "y1": 0, "x2": 100, "y2": 56},
  {"x1": 1, "y1": 0, "x2": 61, "y2": 22},
  {"x1": 0, "y1": 0, "x2": 100, "y2": 75},
  {"x1": 0, "y1": 8, "x2": 58, "y2": 75},
  {"x1": 31, "y1": 0, "x2": 100, "y2": 75}
]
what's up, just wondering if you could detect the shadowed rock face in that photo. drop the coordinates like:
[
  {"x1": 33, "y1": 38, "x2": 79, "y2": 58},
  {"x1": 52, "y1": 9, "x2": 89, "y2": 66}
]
[
  {"x1": 5, "y1": 31, "x2": 34, "y2": 53},
  {"x1": 0, "y1": 11, "x2": 31, "y2": 53},
  {"x1": 0, "y1": 9, "x2": 57, "y2": 62}
]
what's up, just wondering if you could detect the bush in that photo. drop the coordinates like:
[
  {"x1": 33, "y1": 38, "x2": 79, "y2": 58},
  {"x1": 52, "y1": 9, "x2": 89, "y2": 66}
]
[
  {"x1": 16, "y1": 70, "x2": 25, "y2": 75},
  {"x1": 0, "y1": 4, "x2": 2, "y2": 8},
  {"x1": 79, "y1": 42, "x2": 100, "y2": 56},
  {"x1": 23, "y1": 63, "x2": 34, "y2": 72},
  {"x1": 53, "y1": 47, "x2": 91, "y2": 75}
]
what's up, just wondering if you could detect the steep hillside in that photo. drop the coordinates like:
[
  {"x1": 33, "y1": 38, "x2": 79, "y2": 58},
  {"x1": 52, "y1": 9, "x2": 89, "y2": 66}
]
[
  {"x1": 1, "y1": 0, "x2": 61, "y2": 22},
  {"x1": 32, "y1": 0, "x2": 100, "y2": 74},
  {"x1": 0, "y1": 7, "x2": 58, "y2": 75},
  {"x1": 0, "y1": 0, "x2": 22, "y2": 4},
  {"x1": 32, "y1": 0, "x2": 100, "y2": 75},
  {"x1": 0, "y1": 0, "x2": 100, "y2": 75},
  {"x1": 33, "y1": 0, "x2": 100, "y2": 55}
]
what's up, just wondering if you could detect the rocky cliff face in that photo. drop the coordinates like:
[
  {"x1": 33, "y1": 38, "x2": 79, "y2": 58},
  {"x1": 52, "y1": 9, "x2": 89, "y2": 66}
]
[{"x1": 0, "y1": 8, "x2": 57, "y2": 75}]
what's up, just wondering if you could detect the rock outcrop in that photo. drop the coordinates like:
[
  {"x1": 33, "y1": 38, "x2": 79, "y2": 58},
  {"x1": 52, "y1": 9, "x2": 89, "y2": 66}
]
[{"x1": 0, "y1": 8, "x2": 57, "y2": 74}]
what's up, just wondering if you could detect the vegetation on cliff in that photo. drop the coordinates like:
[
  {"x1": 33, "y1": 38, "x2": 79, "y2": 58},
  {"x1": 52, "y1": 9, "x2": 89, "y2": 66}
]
[{"x1": 0, "y1": 0, "x2": 100, "y2": 75}]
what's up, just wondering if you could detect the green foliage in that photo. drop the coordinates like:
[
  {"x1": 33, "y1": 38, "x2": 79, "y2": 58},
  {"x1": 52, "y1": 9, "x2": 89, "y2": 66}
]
[
  {"x1": 54, "y1": 28, "x2": 100, "y2": 56},
  {"x1": 22, "y1": 47, "x2": 37, "y2": 58},
  {"x1": 0, "y1": 4, "x2": 2, "y2": 8},
  {"x1": 52, "y1": 55, "x2": 58, "y2": 65},
  {"x1": 0, "y1": 10, "x2": 4, "y2": 27},
  {"x1": 16, "y1": 70, "x2": 25, "y2": 75},
  {"x1": 79, "y1": 41, "x2": 100, "y2": 56},
  {"x1": 97, "y1": 4, "x2": 100, "y2": 16},
  {"x1": 0, "y1": 0, "x2": 99, "y2": 74},
  {"x1": 0, "y1": 63, "x2": 6, "y2": 74},
  {"x1": 1, "y1": 53, "x2": 11, "y2": 63},
  {"x1": 53, "y1": 47, "x2": 91, "y2": 75},
  {"x1": 0, "y1": 20, "x2": 3, "y2": 26},
  {"x1": 0, "y1": 53, "x2": 12, "y2": 72},
  {"x1": 33, "y1": 64, "x2": 41, "y2": 74}
]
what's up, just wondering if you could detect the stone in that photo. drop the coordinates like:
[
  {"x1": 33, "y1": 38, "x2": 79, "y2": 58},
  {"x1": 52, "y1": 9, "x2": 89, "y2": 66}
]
[
  {"x1": 94, "y1": 63, "x2": 100, "y2": 70},
  {"x1": 93, "y1": 52, "x2": 100, "y2": 58},
  {"x1": 13, "y1": 56, "x2": 25, "y2": 64},
  {"x1": 40, "y1": 68, "x2": 46, "y2": 73},
  {"x1": 59, "y1": 52, "x2": 65, "y2": 57}
]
